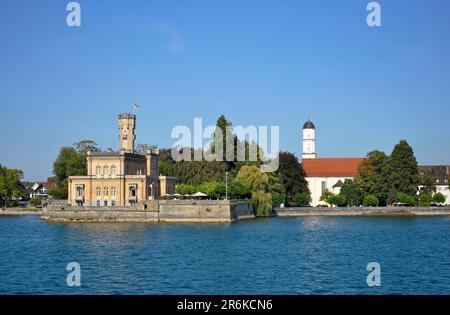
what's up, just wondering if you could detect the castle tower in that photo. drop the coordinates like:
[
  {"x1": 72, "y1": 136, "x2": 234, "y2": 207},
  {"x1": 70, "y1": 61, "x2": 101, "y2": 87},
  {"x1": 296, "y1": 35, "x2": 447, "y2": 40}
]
[
  {"x1": 118, "y1": 113, "x2": 136, "y2": 153},
  {"x1": 302, "y1": 120, "x2": 316, "y2": 159}
]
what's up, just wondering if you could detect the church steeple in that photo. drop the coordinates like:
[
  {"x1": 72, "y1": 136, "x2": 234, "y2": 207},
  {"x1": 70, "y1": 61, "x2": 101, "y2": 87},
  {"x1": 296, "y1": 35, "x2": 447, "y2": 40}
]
[{"x1": 302, "y1": 119, "x2": 316, "y2": 159}]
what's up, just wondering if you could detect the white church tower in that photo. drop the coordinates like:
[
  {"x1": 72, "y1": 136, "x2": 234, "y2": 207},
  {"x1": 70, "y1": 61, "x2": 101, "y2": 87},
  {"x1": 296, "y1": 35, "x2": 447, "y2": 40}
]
[{"x1": 302, "y1": 120, "x2": 316, "y2": 159}]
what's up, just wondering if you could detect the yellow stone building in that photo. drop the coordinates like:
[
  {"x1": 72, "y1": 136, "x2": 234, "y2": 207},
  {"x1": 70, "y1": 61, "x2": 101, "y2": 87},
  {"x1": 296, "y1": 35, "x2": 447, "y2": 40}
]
[{"x1": 68, "y1": 113, "x2": 177, "y2": 207}]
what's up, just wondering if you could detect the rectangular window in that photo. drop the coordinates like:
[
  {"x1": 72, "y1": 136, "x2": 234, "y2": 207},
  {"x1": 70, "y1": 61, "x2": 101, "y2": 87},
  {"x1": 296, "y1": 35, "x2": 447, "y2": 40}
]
[
  {"x1": 96, "y1": 200, "x2": 100, "y2": 207},
  {"x1": 104, "y1": 200, "x2": 108, "y2": 207},
  {"x1": 321, "y1": 181, "x2": 326, "y2": 194},
  {"x1": 111, "y1": 200, "x2": 116, "y2": 207}
]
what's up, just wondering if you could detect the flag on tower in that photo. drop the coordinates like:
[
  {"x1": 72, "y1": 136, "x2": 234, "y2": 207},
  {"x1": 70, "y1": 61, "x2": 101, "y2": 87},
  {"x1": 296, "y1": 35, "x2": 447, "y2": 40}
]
[{"x1": 133, "y1": 103, "x2": 141, "y2": 110}]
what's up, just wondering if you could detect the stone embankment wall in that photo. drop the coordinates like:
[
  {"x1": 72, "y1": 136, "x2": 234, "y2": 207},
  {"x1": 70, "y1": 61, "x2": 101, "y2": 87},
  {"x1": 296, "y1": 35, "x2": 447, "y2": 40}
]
[
  {"x1": 43, "y1": 200, "x2": 254, "y2": 223},
  {"x1": 273, "y1": 206, "x2": 450, "y2": 217}
]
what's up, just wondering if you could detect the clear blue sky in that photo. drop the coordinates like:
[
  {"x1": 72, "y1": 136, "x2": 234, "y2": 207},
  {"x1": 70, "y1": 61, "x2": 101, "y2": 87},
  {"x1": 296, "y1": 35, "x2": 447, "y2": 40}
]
[{"x1": 1, "y1": 0, "x2": 449, "y2": 181}]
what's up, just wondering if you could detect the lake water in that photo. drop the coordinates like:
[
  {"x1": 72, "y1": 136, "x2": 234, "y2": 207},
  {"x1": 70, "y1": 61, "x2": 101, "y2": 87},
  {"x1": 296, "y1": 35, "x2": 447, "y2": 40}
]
[{"x1": 1, "y1": 215, "x2": 450, "y2": 294}]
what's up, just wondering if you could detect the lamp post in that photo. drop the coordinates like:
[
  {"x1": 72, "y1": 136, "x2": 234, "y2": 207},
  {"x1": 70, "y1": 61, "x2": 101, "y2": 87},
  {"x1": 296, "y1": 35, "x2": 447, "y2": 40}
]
[{"x1": 225, "y1": 171, "x2": 228, "y2": 200}]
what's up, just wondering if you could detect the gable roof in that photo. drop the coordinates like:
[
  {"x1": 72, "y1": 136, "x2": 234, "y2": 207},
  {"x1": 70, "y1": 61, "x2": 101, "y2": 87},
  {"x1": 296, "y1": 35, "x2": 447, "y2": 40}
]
[
  {"x1": 302, "y1": 158, "x2": 364, "y2": 177},
  {"x1": 42, "y1": 182, "x2": 58, "y2": 190},
  {"x1": 332, "y1": 179, "x2": 344, "y2": 188},
  {"x1": 31, "y1": 182, "x2": 58, "y2": 191}
]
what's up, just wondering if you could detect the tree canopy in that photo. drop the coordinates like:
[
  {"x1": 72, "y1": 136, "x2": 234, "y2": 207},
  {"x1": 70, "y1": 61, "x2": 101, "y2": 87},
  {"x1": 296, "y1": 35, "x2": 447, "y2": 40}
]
[
  {"x1": 0, "y1": 164, "x2": 25, "y2": 207},
  {"x1": 387, "y1": 140, "x2": 419, "y2": 197},
  {"x1": 49, "y1": 141, "x2": 95, "y2": 199}
]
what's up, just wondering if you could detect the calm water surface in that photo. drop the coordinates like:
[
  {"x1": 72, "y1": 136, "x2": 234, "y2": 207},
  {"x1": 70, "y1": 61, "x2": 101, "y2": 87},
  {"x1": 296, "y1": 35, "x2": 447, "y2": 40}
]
[{"x1": 1, "y1": 215, "x2": 450, "y2": 294}]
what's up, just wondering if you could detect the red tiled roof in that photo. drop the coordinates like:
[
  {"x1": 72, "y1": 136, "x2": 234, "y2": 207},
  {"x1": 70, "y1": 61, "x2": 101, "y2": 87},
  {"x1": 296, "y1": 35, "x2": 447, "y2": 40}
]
[
  {"x1": 302, "y1": 158, "x2": 365, "y2": 177},
  {"x1": 42, "y1": 182, "x2": 58, "y2": 190}
]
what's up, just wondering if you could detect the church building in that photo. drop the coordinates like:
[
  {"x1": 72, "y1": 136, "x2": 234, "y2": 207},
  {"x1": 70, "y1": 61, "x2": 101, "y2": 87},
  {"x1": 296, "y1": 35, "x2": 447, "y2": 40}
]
[
  {"x1": 300, "y1": 120, "x2": 364, "y2": 206},
  {"x1": 68, "y1": 113, "x2": 177, "y2": 207},
  {"x1": 300, "y1": 120, "x2": 450, "y2": 206}
]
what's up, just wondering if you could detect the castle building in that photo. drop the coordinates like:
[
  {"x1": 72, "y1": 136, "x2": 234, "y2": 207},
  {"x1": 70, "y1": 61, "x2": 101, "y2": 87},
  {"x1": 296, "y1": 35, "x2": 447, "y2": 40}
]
[
  {"x1": 68, "y1": 113, "x2": 177, "y2": 207},
  {"x1": 300, "y1": 120, "x2": 364, "y2": 206}
]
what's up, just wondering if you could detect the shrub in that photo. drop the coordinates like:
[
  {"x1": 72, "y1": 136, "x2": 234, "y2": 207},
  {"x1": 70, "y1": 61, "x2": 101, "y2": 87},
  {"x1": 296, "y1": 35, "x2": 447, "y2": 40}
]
[
  {"x1": 397, "y1": 192, "x2": 415, "y2": 206},
  {"x1": 417, "y1": 193, "x2": 431, "y2": 206},
  {"x1": 229, "y1": 182, "x2": 251, "y2": 199},
  {"x1": 327, "y1": 194, "x2": 347, "y2": 207},
  {"x1": 363, "y1": 195, "x2": 379, "y2": 207},
  {"x1": 30, "y1": 197, "x2": 42, "y2": 207},
  {"x1": 175, "y1": 184, "x2": 196, "y2": 195},
  {"x1": 196, "y1": 182, "x2": 227, "y2": 199},
  {"x1": 291, "y1": 192, "x2": 311, "y2": 206},
  {"x1": 272, "y1": 192, "x2": 286, "y2": 207},
  {"x1": 320, "y1": 191, "x2": 333, "y2": 203},
  {"x1": 432, "y1": 192, "x2": 446, "y2": 205}
]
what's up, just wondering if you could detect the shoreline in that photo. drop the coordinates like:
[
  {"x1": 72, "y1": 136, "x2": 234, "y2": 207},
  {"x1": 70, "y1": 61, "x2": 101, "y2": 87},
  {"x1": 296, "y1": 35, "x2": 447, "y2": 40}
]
[
  {"x1": 0, "y1": 209, "x2": 43, "y2": 216},
  {"x1": 2, "y1": 206, "x2": 450, "y2": 221},
  {"x1": 273, "y1": 206, "x2": 450, "y2": 217}
]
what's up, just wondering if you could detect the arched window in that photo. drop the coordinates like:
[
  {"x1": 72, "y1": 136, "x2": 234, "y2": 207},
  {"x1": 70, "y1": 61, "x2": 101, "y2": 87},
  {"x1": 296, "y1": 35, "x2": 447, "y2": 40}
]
[
  {"x1": 96, "y1": 166, "x2": 101, "y2": 176},
  {"x1": 111, "y1": 187, "x2": 116, "y2": 196},
  {"x1": 103, "y1": 165, "x2": 109, "y2": 176},
  {"x1": 111, "y1": 165, "x2": 116, "y2": 176}
]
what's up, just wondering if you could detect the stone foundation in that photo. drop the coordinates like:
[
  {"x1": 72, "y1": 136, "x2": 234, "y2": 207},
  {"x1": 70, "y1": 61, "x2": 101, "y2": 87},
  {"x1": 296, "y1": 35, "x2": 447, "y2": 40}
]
[
  {"x1": 43, "y1": 200, "x2": 254, "y2": 223},
  {"x1": 273, "y1": 206, "x2": 450, "y2": 217}
]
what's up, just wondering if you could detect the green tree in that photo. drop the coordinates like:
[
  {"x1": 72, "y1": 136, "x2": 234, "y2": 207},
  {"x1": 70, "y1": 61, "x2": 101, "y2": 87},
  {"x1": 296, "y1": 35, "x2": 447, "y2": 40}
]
[
  {"x1": 432, "y1": 193, "x2": 446, "y2": 205},
  {"x1": 291, "y1": 192, "x2": 311, "y2": 206},
  {"x1": 419, "y1": 169, "x2": 436, "y2": 195},
  {"x1": 327, "y1": 194, "x2": 347, "y2": 207},
  {"x1": 354, "y1": 150, "x2": 389, "y2": 205},
  {"x1": 320, "y1": 190, "x2": 334, "y2": 205},
  {"x1": 50, "y1": 146, "x2": 87, "y2": 199},
  {"x1": 277, "y1": 152, "x2": 310, "y2": 205},
  {"x1": 73, "y1": 140, "x2": 100, "y2": 155},
  {"x1": 211, "y1": 115, "x2": 234, "y2": 164},
  {"x1": 340, "y1": 179, "x2": 362, "y2": 206},
  {"x1": 175, "y1": 184, "x2": 196, "y2": 195},
  {"x1": 417, "y1": 193, "x2": 432, "y2": 207},
  {"x1": 387, "y1": 187, "x2": 397, "y2": 206},
  {"x1": 396, "y1": 192, "x2": 415, "y2": 206},
  {"x1": 0, "y1": 165, "x2": 25, "y2": 208},
  {"x1": 30, "y1": 197, "x2": 42, "y2": 207},
  {"x1": 204, "y1": 182, "x2": 226, "y2": 199},
  {"x1": 363, "y1": 195, "x2": 379, "y2": 207},
  {"x1": 271, "y1": 192, "x2": 286, "y2": 207},
  {"x1": 386, "y1": 140, "x2": 420, "y2": 196},
  {"x1": 228, "y1": 182, "x2": 251, "y2": 199},
  {"x1": 236, "y1": 165, "x2": 272, "y2": 217}
]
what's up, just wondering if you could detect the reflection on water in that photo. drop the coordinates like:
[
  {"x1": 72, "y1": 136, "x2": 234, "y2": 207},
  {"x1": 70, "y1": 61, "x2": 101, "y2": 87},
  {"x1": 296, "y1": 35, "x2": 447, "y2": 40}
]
[{"x1": 1, "y1": 216, "x2": 450, "y2": 294}]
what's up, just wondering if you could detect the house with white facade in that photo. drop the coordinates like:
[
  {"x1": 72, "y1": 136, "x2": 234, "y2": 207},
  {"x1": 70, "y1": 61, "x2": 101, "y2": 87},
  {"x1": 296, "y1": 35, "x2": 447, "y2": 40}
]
[
  {"x1": 29, "y1": 182, "x2": 58, "y2": 199},
  {"x1": 418, "y1": 165, "x2": 450, "y2": 205}
]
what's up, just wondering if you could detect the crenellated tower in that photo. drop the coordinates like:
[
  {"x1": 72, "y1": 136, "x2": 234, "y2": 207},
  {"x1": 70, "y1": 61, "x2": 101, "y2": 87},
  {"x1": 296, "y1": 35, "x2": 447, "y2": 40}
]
[{"x1": 118, "y1": 113, "x2": 136, "y2": 153}]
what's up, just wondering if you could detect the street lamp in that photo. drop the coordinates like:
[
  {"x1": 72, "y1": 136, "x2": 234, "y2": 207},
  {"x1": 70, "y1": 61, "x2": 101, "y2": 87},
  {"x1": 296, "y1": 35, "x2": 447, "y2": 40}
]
[{"x1": 225, "y1": 171, "x2": 228, "y2": 200}]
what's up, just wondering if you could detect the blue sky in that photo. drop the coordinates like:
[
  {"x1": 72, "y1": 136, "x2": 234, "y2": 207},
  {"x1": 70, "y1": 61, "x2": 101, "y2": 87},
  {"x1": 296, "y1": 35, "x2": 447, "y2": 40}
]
[{"x1": 1, "y1": 0, "x2": 449, "y2": 181}]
